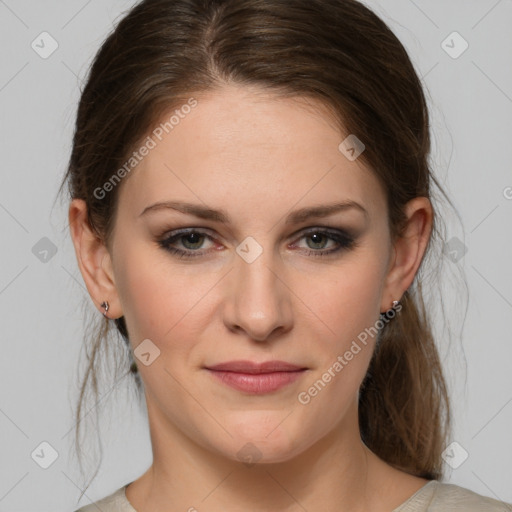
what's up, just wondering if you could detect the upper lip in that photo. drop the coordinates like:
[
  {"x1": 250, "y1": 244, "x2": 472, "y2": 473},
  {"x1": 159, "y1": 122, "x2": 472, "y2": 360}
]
[{"x1": 206, "y1": 360, "x2": 306, "y2": 374}]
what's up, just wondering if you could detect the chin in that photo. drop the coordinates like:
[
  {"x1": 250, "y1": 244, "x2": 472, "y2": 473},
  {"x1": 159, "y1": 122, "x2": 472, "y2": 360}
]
[{"x1": 215, "y1": 413, "x2": 311, "y2": 465}]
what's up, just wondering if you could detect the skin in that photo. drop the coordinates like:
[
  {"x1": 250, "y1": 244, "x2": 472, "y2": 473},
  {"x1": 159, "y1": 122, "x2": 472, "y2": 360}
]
[{"x1": 69, "y1": 84, "x2": 432, "y2": 512}]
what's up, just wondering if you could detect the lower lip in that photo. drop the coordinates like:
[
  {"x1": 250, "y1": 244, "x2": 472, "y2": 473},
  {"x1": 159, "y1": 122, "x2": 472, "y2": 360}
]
[{"x1": 207, "y1": 369, "x2": 305, "y2": 394}]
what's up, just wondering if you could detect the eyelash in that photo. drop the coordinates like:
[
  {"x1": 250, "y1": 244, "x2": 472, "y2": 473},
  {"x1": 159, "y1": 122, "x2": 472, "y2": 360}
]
[{"x1": 157, "y1": 227, "x2": 357, "y2": 259}]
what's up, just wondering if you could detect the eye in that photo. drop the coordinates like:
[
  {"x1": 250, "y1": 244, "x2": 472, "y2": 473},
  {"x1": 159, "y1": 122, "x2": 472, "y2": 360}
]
[
  {"x1": 157, "y1": 229, "x2": 215, "y2": 258},
  {"x1": 291, "y1": 228, "x2": 357, "y2": 258},
  {"x1": 157, "y1": 227, "x2": 358, "y2": 259}
]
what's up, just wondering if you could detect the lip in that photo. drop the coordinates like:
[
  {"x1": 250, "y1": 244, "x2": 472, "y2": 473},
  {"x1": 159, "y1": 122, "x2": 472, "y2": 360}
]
[{"x1": 205, "y1": 360, "x2": 307, "y2": 394}]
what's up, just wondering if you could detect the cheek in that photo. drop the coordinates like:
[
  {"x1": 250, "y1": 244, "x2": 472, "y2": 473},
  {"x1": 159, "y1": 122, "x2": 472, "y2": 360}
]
[
  {"x1": 298, "y1": 255, "x2": 386, "y2": 340},
  {"x1": 113, "y1": 245, "x2": 219, "y2": 350},
  {"x1": 114, "y1": 253, "x2": 218, "y2": 411},
  {"x1": 292, "y1": 252, "x2": 387, "y2": 395},
  {"x1": 115, "y1": 261, "x2": 171, "y2": 342}
]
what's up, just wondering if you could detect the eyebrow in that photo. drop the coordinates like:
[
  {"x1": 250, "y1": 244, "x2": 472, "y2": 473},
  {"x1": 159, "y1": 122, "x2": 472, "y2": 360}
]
[{"x1": 138, "y1": 200, "x2": 368, "y2": 224}]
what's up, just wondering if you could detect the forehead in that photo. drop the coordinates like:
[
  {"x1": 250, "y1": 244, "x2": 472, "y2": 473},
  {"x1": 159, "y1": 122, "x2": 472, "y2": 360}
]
[{"x1": 117, "y1": 84, "x2": 385, "y2": 221}]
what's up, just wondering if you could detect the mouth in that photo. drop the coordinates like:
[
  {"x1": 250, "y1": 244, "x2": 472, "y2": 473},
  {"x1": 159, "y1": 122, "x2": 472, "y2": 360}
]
[{"x1": 205, "y1": 360, "x2": 308, "y2": 394}]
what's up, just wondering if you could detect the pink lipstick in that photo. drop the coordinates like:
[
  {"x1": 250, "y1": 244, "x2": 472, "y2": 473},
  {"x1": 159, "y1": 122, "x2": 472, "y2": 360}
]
[{"x1": 205, "y1": 360, "x2": 307, "y2": 394}]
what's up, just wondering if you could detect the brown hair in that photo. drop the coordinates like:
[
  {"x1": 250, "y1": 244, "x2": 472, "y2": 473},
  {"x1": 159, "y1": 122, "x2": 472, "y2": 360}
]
[{"x1": 59, "y1": 0, "x2": 457, "y2": 495}]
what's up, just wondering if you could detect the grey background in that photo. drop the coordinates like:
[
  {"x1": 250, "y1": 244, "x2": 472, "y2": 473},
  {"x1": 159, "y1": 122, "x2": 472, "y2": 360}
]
[{"x1": 0, "y1": 0, "x2": 511, "y2": 510}]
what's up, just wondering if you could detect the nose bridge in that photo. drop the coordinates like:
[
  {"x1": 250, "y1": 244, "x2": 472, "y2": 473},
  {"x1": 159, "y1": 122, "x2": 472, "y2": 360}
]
[{"x1": 226, "y1": 236, "x2": 292, "y2": 340}]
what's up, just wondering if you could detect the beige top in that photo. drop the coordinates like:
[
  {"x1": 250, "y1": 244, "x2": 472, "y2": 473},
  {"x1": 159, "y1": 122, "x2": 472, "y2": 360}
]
[{"x1": 75, "y1": 480, "x2": 512, "y2": 511}]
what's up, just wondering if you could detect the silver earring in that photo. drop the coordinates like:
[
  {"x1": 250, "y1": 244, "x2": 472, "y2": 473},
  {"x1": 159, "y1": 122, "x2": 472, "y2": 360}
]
[
  {"x1": 101, "y1": 301, "x2": 109, "y2": 318},
  {"x1": 381, "y1": 299, "x2": 402, "y2": 320}
]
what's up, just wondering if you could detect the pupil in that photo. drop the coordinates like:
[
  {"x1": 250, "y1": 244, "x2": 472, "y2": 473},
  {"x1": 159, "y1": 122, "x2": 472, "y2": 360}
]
[
  {"x1": 184, "y1": 233, "x2": 202, "y2": 248},
  {"x1": 310, "y1": 233, "x2": 325, "y2": 248}
]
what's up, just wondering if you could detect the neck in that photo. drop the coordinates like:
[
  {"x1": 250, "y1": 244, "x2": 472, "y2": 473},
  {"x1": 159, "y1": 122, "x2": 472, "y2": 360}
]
[{"x1": 125, "y1": 398, "x2": 403, "y2": 512}]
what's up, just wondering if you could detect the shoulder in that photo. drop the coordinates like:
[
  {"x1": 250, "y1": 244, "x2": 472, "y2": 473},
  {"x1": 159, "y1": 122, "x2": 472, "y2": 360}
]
[
  {"x1": 73, "y1": 486, "x2": 134, "y2": 512},
  {"x1": 397, "y1": 480, "x2": 512, "y2": 511}
]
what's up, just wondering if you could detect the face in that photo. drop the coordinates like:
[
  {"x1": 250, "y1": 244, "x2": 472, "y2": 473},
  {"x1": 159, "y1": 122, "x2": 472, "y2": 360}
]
[{"x1": 107, "y1": 84, "x2": 395, "y2": 463}]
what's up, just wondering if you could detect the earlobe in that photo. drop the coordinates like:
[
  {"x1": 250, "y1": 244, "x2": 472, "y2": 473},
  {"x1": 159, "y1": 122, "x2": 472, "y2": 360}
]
[
  {"x1": 380, "y1": 197, "x2": 433, "y2": 313},
  {"x1": 68, "y1": 199, "x2": 122, "y2": 319}
]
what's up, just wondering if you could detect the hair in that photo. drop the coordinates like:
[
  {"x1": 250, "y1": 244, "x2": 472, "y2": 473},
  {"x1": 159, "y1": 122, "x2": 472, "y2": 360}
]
[{"x1": 58, "y1": 0, "x2": 461, "y2": 497}]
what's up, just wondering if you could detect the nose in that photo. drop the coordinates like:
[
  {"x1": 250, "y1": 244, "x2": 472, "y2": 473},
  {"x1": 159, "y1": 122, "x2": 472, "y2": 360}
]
[{"x1": 223, "y1": 247, "x2": 293, "y2": 342}]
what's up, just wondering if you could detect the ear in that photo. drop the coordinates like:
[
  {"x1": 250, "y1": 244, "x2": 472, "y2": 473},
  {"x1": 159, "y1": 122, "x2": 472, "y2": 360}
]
[
  {"x1": 68, "y1": 198, "x2": 123, "y2": 319},
  {"x1": 380, "y1": 197, "x2": 433, "y2": 313}
]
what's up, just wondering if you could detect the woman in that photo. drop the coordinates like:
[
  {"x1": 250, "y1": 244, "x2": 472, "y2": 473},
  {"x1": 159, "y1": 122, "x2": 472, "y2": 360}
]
[{"x1": 61, "y1": 0, "x2": 511, "y2": 510}]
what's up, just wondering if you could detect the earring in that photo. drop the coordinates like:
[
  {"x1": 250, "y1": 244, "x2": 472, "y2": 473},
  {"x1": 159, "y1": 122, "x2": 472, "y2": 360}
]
[
  {"x1": 101, "y1": 301, "x2": 110, "y2": 318},
  {"x1": 381, "y1": 299, "x2": 402, "y2": 320}
]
